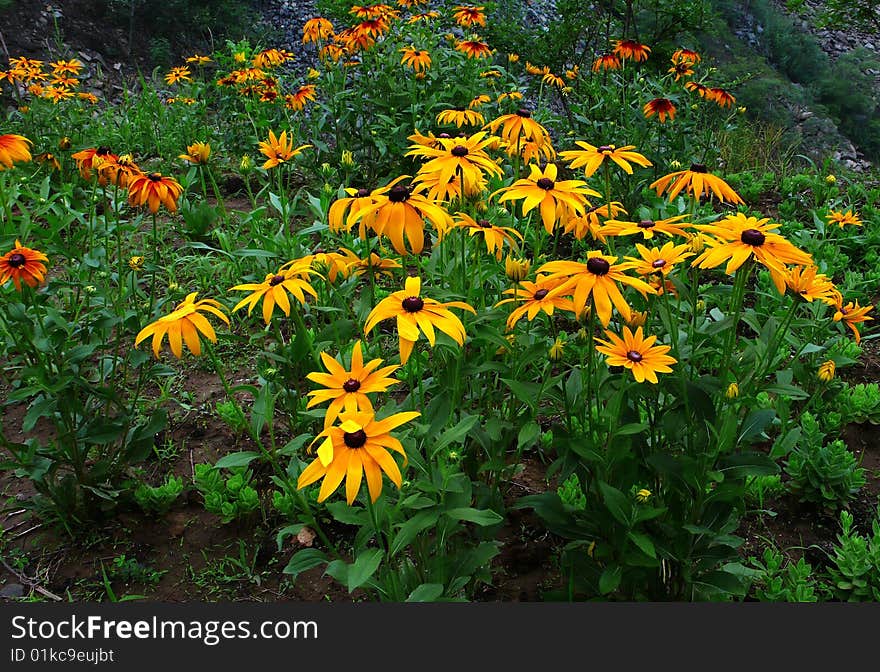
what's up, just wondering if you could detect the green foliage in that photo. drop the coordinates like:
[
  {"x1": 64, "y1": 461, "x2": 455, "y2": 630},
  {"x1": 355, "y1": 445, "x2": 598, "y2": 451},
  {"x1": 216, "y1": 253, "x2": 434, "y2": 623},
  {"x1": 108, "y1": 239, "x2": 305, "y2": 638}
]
[
  {"x1": 108, "y1": 554, "x2": 166, "y2": 587},
  {"x1": 744, "y1": 474, "x2": 784, "y2": 508},
  {"x1": 194, "y1": 464, "x2": 260, "y2": 523},
  {"x1": 826, "y1": 509, "x2": 880, "y2": 601},
  {"x1": 747, "y1": 547, "x2": 819, "y2": 602},
  {"x1": 133, "y1": 474, "x2": 184, "y2": 515},
  {"x1": 784, "y1": 413, "x2": 865, "y2": 510},
  {"x1": 557, "y1": 473, "x2": 586, "y2": 510},
  {"x1": 215, "y1": 399, "x2": 248, "y2": 436},
  {"x1": 834, "y1": 383, "x2": 880, "y2": 425}
]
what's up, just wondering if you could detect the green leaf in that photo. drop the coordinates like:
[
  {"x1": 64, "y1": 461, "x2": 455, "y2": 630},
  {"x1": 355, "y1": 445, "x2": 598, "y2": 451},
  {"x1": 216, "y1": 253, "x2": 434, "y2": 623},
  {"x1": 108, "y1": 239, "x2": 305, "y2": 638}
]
[
  {"x1": 517, "y1": 420, "x2": 541, "y2": 452},
  {"x1": 406, "y1": 583, "x2": 445, "y2": 602},
  {"x1": 282, "y1": 548, "x2": 327, "y2": 579},
  {"x1": 627, "y1": 531, "x2": 656, "y2": 559},
  {"x1": 347, "y1": 548, "x2": 384, "y2": 592},
  {"x1": 599, "y1": 565, "x2": 622, "y2": 595},
  {"x1": 598, "y1": 481, "x2": 631, "y2": 527},
  {"x1": 500, "y1": 378, "x2": 543, "y2": 410},
  {"x1": 276, "y1": 524, "x2": 305, "y2": 551},
  {"x1": 444, "y1": 507, "x2": 503, "y2": 527},
  {"x1": 389, "y1": 510, "x2": 439, "y2": 556},
  {"x1": 430, "y1": 414, "x2": 479, "y2": 458},
  {"x1": 326, "y1": 501, "x2": 370, "y2": 526},
  {"x1": 738, "y1": 409, "x2": 776, "y2": 444},
  {"x1": 214, "y1": 452, "x2": 260, "y2": 469}
]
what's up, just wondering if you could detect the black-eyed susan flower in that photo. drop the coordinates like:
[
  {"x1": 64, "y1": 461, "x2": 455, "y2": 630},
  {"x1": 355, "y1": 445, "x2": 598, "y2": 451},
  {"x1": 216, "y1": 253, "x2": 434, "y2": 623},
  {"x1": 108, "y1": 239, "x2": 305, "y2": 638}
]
[
  {"x1": 71, "y1": 146, "x2": 117, "y2": 180},
  {"x1": 127, "y1": 172, "x2": 184, "y2": 214},
  {"x1": 453, "y1": 213, "x2": 523, "y2": 259},
  {"x1": 0, "y1": 240, "x2": 48, "y2": 290},
  {"x1": 98, "y1": 153, "x2": 141, "y2": 188},
  {"x1": 453, "y1": 5, "x2": 486, "y2": 27},
  {"x1": 643, "y1": 98, "x2": 676, "y2": 123},
  {"x1": 484, "y1": 108, "x2": 550, "y2": 148},
  {"x1": 285, "y1": 85, "x2": 317, "y2": 112},
  {"x1": 563, "y1": 203, "x2": 626, "y2": 242},
  {"x1": 693, "y1": 213, "x2": 813, "y2": 293},
  {"x1": 178, "y1": 141, "x2": 211, "y2": 165},
  {"x1": 456, "y1": 39, "x2": 493, "y2": 59},
  {"x1": 303, "y1": 17, "x2": 335, "y2": 44},
  {"x1": 409, "y1": 10, "x2": 440, "y2": 23},
  {"x1": 785, "y1": 265, "x2": 841, "y2": 306},
  {"x1": 684, "y1": 81, "x2": 710, "y2": 98},
  {"x1": 349, "y1": 251, "x2": 401, "y2": 279},
  {"x1": 672, "y1": 48, "x2": 701, "y2": 64},
  {"x1": 436, "y1": 106, "x2": 485, "y2": 127},
  {"x1": 328, "y1": 186, "x2": 378, "y2": 235},
  {"x1": 496, "y1": 275, "x2": 573, "y2": 330},
  {"x1": 668, "y1": 61, "x2": 694, "y2": 81},
  {"x1": 594, "y1": 326, "x2": 676, "y2": 383},
  {"x1": 626, "y1": 241, "x2": 694, "y2": 276},
  {"x1": 826, "y1": 209, "x2": 862, "y2": 228},
  {"x1": 492, "y1": 162, "x2": 599, "y2": 234},
  {"x1": 0, "y1": 133, "x2": 32, "y2": 169},
  {"x1": 726, "y1": 382, "x2": 739, "y2": 399},
  {"x1": 592, "y1": 53, "x2": 621, "y2": 71},
  {"x1": 469, "y1": 94, "x2": 491, "y2": 109},
  {"x1": 650, "y1": 163, "x2": 744, "y2": 204},
  {"x1": 164, "y1": 66, "x2": 192, "y2": 85},
  {"x1": 33, "y1": 152, "x2": 60, "y2": 171},
  {"x1": 364, "y1": 275, "x2": 475, "y2": 364},
  {"x1": 539, "y1": 252, "x2": 655, "y2": 326},
  {"x1": 833, "y1": 300, "x2": 873, "y2": 344},
  {"x1": 559, "y1": 141, "x2": 652, "y2": 178},
  {"x1": 707, "y1": 87, "x2": 736, "y2": 108},
  {"x1": 306, "y1": 340, "x2": 400, "y2": 428},
  {"x1": 135, "y1": 292, "x2": 229, "y2": 359},
  {"x1": 818, "y1": 360, "x2": 836, "y2": 383},
  {"x1": 400, "y1": 46, "x2": 431, "y2": 72},
  {"x1": 541, "y1": 70, "x2": 566, "y2": 88},
  {"x1": 407, "y1": 131, "x2": 503, "y2": 198},
  {"x1": 350, "y1": 177, "x2": 452, "y2": 255},
  {"x1": 229, "y1": 264, "x2": 318, "y2": 325},
  {"x1": 297, "y1": 408, "x2": 419, "y2": 504},
  {"x1": 185, "y1": 54, "x2": 212, "y2": 65},
  {"x1": 258, "y1": 130, "x2": 311, "y2": 169},
  {"x1": 600, "y1": 214, "x2": 691, "y2": 240},
  {"x1": 613, "y1": 39, "x2": 651, "y2": 62},
  {"x1": 518, "y1": 137, "x2": 556, "y2": 164}
]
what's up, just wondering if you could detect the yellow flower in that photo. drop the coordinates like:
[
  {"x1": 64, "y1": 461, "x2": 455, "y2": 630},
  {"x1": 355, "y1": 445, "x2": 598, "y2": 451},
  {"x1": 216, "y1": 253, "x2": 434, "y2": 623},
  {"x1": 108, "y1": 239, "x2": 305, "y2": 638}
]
[
  {"x1": 400, "y1": 46, "x2": 431, "y2": 72},
  {"x1": 818, "y1": 360, "x2": 835, "y2": 383},
  {"x1": 826, "y1": 209, "x2": 862, "y2": 228},
  {"x1": 297, "y1": 409, "x2": 420, "y2": 504},
  {"x1": 135, "y1": 292, "x2": 229, "y2": 359},
  {"x1": 559, "y1": 141, "x2": 652, "y2": 178},
  {"x1": 496, "y1": 275, "x2": 574, "y2": 331},
  {"x1": 594, "y1": 326, "x2": 676, "y2": 384},
  {"x1": 452, "y1": 213, "x2": 523, "y2": 260},
  {"x1": 726, "y1": 382, "x2": 739, "y2": 399},
  {"x1": 549, "y1": 336, "x2": 565, "y2": 361},
  {"x1": 364, "y1": 275, "x2": 475, "y2": 364},
  {"x1": 128, "y1": 256, "x2": 145, "y2": 271},
  {"x1": 229, "y1": 264, "x2": 318, "y2": 325},
  {"x1": 825, "y1": 174, "x2": 836, "y2": 184},
  {"x1": 0, "y1": 239, "x2": 49, "y2": 290},
  {"x1": 505, "y1": 256, "x2": 531, "y2": 282},
  {"x1": 164, "y1": 66, "x2": 192, "y2": 85},
  {"x1": 407, "y1": 131, "x2": 503, "y2": 201},
  {"x1": 650, "y1": 163, "x2": 743, "y2": 204},
  {"x1": 0, "y1": 133, "x2": 32, "y2": 169},
  {"x1": 258, "y1": 130, "x2": 311, "y2": 170},
  {"x1": 178, "y1": 141, "x2": 211, "y2": 165},
  {"x1": 833, "y1": 300, "x2": 873, "y2": 344},
  {"x1": 340, "y1": 150, "x2": 355, "y2": 169},
  {"x1": 436, "y1": 107, "x2": 485, "y2": 128},
  {"x1": 635, "y1": 488, "x2": 652, "y2": 503},
  {"x1": 127, "y1": 172, "x2": 184, "y2": 214}
]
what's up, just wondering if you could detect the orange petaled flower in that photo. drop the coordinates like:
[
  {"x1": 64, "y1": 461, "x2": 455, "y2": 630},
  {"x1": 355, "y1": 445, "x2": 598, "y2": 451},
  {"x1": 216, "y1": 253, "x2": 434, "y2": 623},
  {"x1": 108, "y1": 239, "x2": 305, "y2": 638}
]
[
  {"x1": 229, "y1": 264, "x2": 318, "y2": 325},
  {"x1": 538, "y1": 252, "x2": 655, "y2": 326},
  {"x1": 456, "y1": 39, "x2": 493, "y2": 59},
  {"x1": 71, "y1": 146, "x2": 117, "y2": 180},
  {"x1": 303, "y1": 17, "x2": 335, "y2": 44},
  {"x1": 672, "y1": 48, "x2": 701, "y2": 64},
  {"x1": 668, "y1": 61, "x2": 694, "y2": 81},
  {"x1": 328, "y1": 186, "x2": 379, "y2": 235},
  {"x1": 436, "y1": 107, "x2": 485, "y2": 127},
  {"x1": 452, "y1": 212, "x2": 523, "y2": 260},
  {"x1": 350, "y1": 177, "x2": 452, "y2": 255},
  {"x1": 496, "y1": 275, "x2": 573, "y2": 330},
  {"x1": 0, "y1": 133, "x2": 32, "y2": 169},
  {"x1": 185, "y1": 54, "x2": 212, "y2": 65},
  {"x1": 833, "y1": 300, "x2": 873, "y2": 344},
  {"x1": 559, "y1": 141, "x2": 652, "y2": 178},
  {"x1": 594, "y1": 326, "x2": 676, "y2": 383},
  {"x1": 693, "y1": 213, "x2": 814, "y2": 293},
  {"x1": 164, "y1": 66, "x2": 192, "y2": 85},
  {"x1": 469, "y1": 94, "x2": 491, "y2": 110},
  {"x1": 407, "y1": 130, "x2": 503, "y2": 199},
  {"x1": 258, "y1": 130, "x2": 311, "y2": 169},
  {"x1": 453, "y1": 5, "x2": 486, "y2": 27},
  {"x1": 135, "y1": 292, "x2": 229, "y2": 359},
  {"x1": 400, "y1": 46, "x2": 431, "y2": 72},
  {"x1": 785, "y1": 265, "x2": 841, "y2": 307},
  {"x1": 253, "y1": 48, "x2": 294, "y2": 69},
  {"x1": 684, "y1": 81, "x2": 710, "y2": 98},
  {"x1": 625, "y1": 241, "x2": 694, "y2": 276},
  {"x1": 285, "y1": 84, "x2": 317, "y2": 111},
  {"x1": 650, "y1": 163, "x2": 744, "y2": 204},
  {"x1": 592, "y1": 53, "x2": 621, "y2": 71},
  {"x1": 0, "y1": 240, "x2": 48, "y2": 290},
  {"x1": 364, "y1": 275, "x2": 475, "y2": 364},
  {"x1": 306, "y1": 340, "x2": 400, "y2": 428},
  {"x1": 643, "y1": 98, "x2": 676, "y2": 123},
  {"x1": 492, "y1": 162, "x2": 599, "y2": 234},
  {"x1": 34, "y1": 152, "x2": 61, "y2": 171},
  {"x1": 600, "y1": 214, "x2": 691, "y2": 240},
  {"x1": 708, "y1": 87, "x2": 736, "y2": 108},
  {"x1": 484, "y1": 108, "x2": 550, "y2": 149},
  {"x1": 127, "y1": 172, "x2": 184, "y2": 214},
  {"x1": 818, "y1": 360, "x2": 835, "y2": 383},
  {"x1": 97, "y1": 153, "x2": 142, "y2": 188},
  {"x1": 563, "y1": 203, "x2": 627, "y2": 242},
  {"x1": 826, "y1": 209, "x2": 862, "y2": 228},
  {"x1": 178, "y1": 141, "x2": 211, "y2": 165},
  {"x1": 541, "y1": 71, "x2": 566, "y2": 88},
  {"x1": 348, "y1": 252, "x2": 401, "y2": 280},
  {"x1": 50, "y1": 58, "x2": 84, "y2": 75},
  {"x1": 297, "y1": 408, "x2": 419, "y2": 505},
  {"x1": 518, "y1": 137, "x2": 556, "y2": 164},
  {"x1": 613, "y1": 39, "x2": 651, "y2": 62},
  {"x1": 409, "y1": 10, "x2": 439, "y2": 22}
]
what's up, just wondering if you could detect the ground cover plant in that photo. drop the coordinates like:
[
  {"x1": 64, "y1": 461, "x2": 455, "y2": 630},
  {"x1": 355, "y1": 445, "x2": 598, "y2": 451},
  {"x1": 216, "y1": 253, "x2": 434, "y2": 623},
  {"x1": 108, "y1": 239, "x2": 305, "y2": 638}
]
[{"x1": 0, "y1": 0, "x2": 879, "y2": 603}]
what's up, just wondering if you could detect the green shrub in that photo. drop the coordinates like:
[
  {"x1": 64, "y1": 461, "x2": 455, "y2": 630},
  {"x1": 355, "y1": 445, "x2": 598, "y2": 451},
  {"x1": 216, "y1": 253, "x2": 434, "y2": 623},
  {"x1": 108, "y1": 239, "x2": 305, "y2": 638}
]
[
  {"x1": 826, "y1": 509, "x2": 880, "y2": 601},
  {"x1": 133, "y1": 474, "x2": 184, "y2": 515},
  {"x1": 748, "y1": 547, "x2": 819, "y2": 602}
]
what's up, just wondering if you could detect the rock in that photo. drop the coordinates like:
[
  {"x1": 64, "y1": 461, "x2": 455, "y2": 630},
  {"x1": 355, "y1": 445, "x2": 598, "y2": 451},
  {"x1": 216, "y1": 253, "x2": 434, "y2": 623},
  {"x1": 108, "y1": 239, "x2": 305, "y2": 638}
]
[{"x1": 0, "y1": 584, "x2": 26, "y2": 598}]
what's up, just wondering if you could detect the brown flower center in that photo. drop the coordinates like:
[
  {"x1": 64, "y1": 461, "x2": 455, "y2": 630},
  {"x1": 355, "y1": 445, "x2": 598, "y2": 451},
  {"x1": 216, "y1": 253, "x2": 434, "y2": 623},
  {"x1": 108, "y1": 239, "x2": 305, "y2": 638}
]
[
  {"x1": 516, "y1": 108, "x2": 531, "y2": 118},
  {"x1": 534, "y1": 288, "x2": 549, "y2": 300},
  {"x1": 343, "y1": 429, "x2": 367, "y2": 448},
  {"x1": 638, "y1": 219, "x2": 655, "y2": 229},
  {"x1": 536, "y1": 177, "x2": 554, "y2": 190},
  {"x1": 148, "y1": 172, "x2": 163, "y2": 182},
  {"x1": 586, "y1": 257, "x2": 610, "y2": 275},
  {"x1": 652, "y1": 259, "x2": 667, "y2": 268},
  {"x1": 451, "y1": 145, "x2": 469, "y2": 157},
  {"x1": 356, "y1": 188, "x2": 370, "y2": 197},
  {"x1": 597, "y1": 145, "x2": 614, "y2": 153},
  {"x1": 342, "y1": 378, "x2": 361, "y2": 393},
  {"x1": 740, "y1": 228, "x2": 766, "y2": 246},
  {"x1": 453, "y1": 106, "x2": 466, "y2": 112},
  {"x1": 402, "y1": 296, "x2": 424, "y2": 312},
  {"x1": 269, "y1": 274, "x2": 285, "y2": 286},
  {"x1": 477, "y1": 219, "x2": 492, "y2": 228},
  {"x1": 8, "y1": 252, "x2": 26, "y2": 268},
  {"x1": 689, "y1": 163, "x2": 708, "y2": 173},
  {"x1": 388, "y1": 184, "x2": 410, "y2": 202},
  {"x1": 626, "y1": 350, "x2": 643, "y2": 362}
]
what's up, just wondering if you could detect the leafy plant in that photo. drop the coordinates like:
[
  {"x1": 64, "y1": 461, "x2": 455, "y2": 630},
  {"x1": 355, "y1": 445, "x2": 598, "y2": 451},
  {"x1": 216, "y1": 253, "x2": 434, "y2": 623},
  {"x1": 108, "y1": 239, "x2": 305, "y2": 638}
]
[
  {"x1": 747, "y1": 547, "x2": 819, "y2": 602},
  {"x1": 194, "y1": 464, "x2": 260, "y2": 523},
  {"x1": 133, "y1": 473, "x2": 184, "y2": 515},
  {"x1": 826, "y1": 508, "x2": 880, "y2": 601}
]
